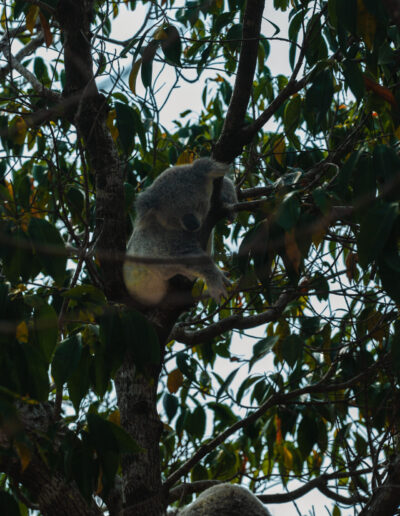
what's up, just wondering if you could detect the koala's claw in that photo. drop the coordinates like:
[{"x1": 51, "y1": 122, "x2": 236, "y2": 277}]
[{"x1": 208, "y1": 272, "x2": 231, "y2": 301}]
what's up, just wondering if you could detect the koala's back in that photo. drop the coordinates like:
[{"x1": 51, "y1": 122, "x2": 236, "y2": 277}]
[
  {"x1": 128, "y1": 218, "x2": 200, "y2": 257},
  {"x1": 178, "y1": 484, "x2": 271, "y2": 516}
]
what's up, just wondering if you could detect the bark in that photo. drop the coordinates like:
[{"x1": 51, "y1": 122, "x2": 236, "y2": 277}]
[
  {"x1": 0, "y1": 403, "x2": 102, "y2": 516},
  {"x1": 359, "y1": 454, "x2": 400, "y2": 516},
  {"x1": 213, "y1": 0, "x2": 265, "y2": 163},
  {"x1": 114, "y1": 355, "x2": 165, "y2": 516},
  {"x1": 382, "y1": 0, "x2": 400, "y2": 29},
  {"x1": 57, "y1": 0, "x2": 126, "y2": 301}
]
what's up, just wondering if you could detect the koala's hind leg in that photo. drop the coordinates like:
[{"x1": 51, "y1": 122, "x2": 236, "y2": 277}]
[
  {"x1": 123, "y1": 262, "x2": 168, "y2": 305},
  {"x1": 179, "y1": 258, "x2": 231, "y2": 301}
]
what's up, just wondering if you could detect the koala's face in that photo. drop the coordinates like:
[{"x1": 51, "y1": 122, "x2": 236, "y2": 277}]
[
  {"x1": 151, "y1": 166, "x2": 214, "y2": 232},
  {"x1": 156, "y1": 192, "x2": 211, "y2": 232}
]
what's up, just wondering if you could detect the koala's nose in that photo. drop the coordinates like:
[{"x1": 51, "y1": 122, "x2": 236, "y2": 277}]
[{"x1": 182, "y1": 213, "x2": 201, "y2": 232}]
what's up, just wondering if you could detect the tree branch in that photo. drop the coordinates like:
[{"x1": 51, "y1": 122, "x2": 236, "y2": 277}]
[
  {"x1": 170, "y1": 289, "x2": 298, "y2": 346},
  {"x1": 0, "y1": 403, "x2": 102, "y2": 516},
  {"x1": 213, "y1": 0, "x2": 265, "y2": 163},
  {"x1": 164, "y1": 364, "x2": 338, "y2": 489},
  {"x1": 359, "y1": 454, "x2": 400, "y2": 516},
  {"x1": 382, "y1": 0, "x2": 400, "y2": 29},
  {"x1": 0, "y1": 35, "x2": 44, "y2": 81}
]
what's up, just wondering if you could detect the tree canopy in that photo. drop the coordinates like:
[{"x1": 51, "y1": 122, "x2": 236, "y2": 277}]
[{"x1": 1, "y1": 0, "x2": 400, "y2": 515}]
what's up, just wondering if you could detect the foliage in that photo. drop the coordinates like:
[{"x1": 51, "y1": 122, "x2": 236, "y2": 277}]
[{"x1": 0, "y1": 0, "x2": 400, "y2": 515}]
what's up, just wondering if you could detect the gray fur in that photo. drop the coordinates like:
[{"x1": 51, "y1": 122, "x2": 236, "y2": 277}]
[
  {"x1": 178, "y1": 484, "x2": 272, "y2": 516},
  {"x1": 123, "y1": 158, "x2": 237, "y2": 305}
]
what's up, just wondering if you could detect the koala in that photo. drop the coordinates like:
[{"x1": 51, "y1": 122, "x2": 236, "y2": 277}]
[
  {"x1": 123, "y1": 158, "x2": 237, "y2": 305},
  {"x1": 177, "y1": 483, "x2": 272, "y2": 516}
]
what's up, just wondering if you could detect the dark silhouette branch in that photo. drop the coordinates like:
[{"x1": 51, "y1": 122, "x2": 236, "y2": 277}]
[
  {"x1": 359, "y1": 454, "x2": 400, "y2": 516},
  {"x1": 213, "y1": 0, "x2": 265, "y2": 163}
]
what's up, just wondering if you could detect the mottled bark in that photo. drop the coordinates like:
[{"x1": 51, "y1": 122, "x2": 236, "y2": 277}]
[
  {"x1": 359, "y1": 454, "x2": 400, "y2": 516},
  {"x1": 114, "y1": 356, "x2": 165, "y2": 516},
  {"x1": 57, "y1": 0, "x2": 126, "y2": 301},
  {"x1": 0, "y1": 404, "x2": 102, "y2": 516}
]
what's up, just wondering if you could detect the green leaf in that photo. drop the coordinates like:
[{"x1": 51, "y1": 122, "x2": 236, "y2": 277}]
[
  {"x1": 276, "y1": 192, "x2": 301, "y2": 231},
  {"x1": 67, "y1": 346, "x2": 92, "y2": 412},
  {"x1": 124, "y1": 310, "x2": 160, "y2": 367},
  {"x1": 110, "y1": 422, "x2": 142, "y2": 454},
  {"x1": 115, "y1": 102, "x2": 137, "y2": 155},
  {"x1": 342, "y1": 60, "x2": 365, "y2": 102},
  {"x1": 51, "y1": 335, "x2": 82, "y2": 388},
  {"x1": 336, "y1": 0, "x2": 357, "y2": 35},
  {"x1": 141, "y1": 59, "x2": 153, "y2": 89},
  {"x1": 373, "y1": 145, "x2": 400, "y2": 201},
  {"x1": 352, "y1": 153, "x2": 376, "y2": 214},
  {"x1": 20, "y1": 342, "x2": 50, "y2": 401},
  {"x1": 66, "y1": 444, "x2": 97, "y2": 501},
  {"x1": 297, "y1": 411, "x2": 319, "y2": 458},
  {"x1": 281, "y1": 334, "x2": 303, "y2": 368},
  {"x1": 186, "y1": 405, "x2": 206, "y2": 440},
  {"x1": 283, "y1": 95, "x2": 302, "y2": 137},
  {"x1": 225, "y1": 24, "x2": 242, "y2": 52},
  {"x1": 250, "y1": 336, "x2": 279, "y2": 371},
  {"x1": 357, "y1": 200, "x2": 398, "y2": 268},
  {"x1": 27, "y1": 217, "x2": 67, "y2": 284},
  {"x1": 87, "y1": 413, "x2": 141, "y2": 454},
  {"x1": 33, "y1": 57, "x2": 49, "y2": 84},
  {"x1": 0, "y1": 492, "x2": 20, "y2": 516},
  {"x1": 216, "y1": 367, "x2": 239, "y2": 399},
  {"x1": 2, "y1": 227, "x2": 34, "y2": 283},
  {"x1": 391, "y1": 321, "x2": 400, "y2": 376},
  {"x1": 161, "y1": 25, "x2": 182, "y2": 66},
  {"x1": 163, "y1": 393, "x2": 179, "y2": 421},
  {"x1": 213, "y1": 12, "x2": 235, "y2": 34},
  {"x1": 33, "y1": 303, "x2": 58, "y2": 362},
  {"x1": 66, "y1": 186, "x2": 85, "y2": 217},
  {"x1": 305, "y1": 69, "x2": 334, "y2": 130}
]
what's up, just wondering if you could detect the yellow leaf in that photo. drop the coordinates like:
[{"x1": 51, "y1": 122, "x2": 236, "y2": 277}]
[
  {"x1": 154, "y1": 27, "x2": 168, "y2": 41},
  {"x1": 9, "y1": 116, "x2": 28, "y2": 145},
  {"x1": 128, "y1": 58, "x2": 142, "y2": 95},
  {"x1": 176, "y1": 149, "x2": 195, "y2": 164},
  {"x1": 16, "y1": 321, "x2": 28, "y2": 343},
  {"x1": 282, "y1": 445, "x2": 293, "y2": 470},
  {"x1": 357, "y1": 0, "x2": 376, "y2": 50},
  {"x1": 112, "y1": 1, "x2": 118, "y2": 17},
  {"x1": 272, "y1": 136, "x2": 285, "y2": 166},
  {"x1": 366, "y1": 311, "x2": 385, "y2": 342},
  {"x1": 1, "y1": 8, "x2": 6, "y2": 29},
  {"x1": 108, "y1": 410, "x2": 120, "y2": 425},
  {"x1": 15, "y1": 441, "x2": 32, "y2": 472},
  {"x1": 167, "y1": 369, "x2": 183, "y2": 393},
  {"x1": 312, "y1": 224, "x2": 327, "y2": 248},
  {"x1": 395, "y1": 126, "x2": 400, "y2": 141},
  {"x1": 284, "y1": 229, "x2": 301, "y2": 273},
  {"x1": 39, "y1": 13, "x2": 52, "y2": 47},
  {"x1": 345, "y1": 251, "x2": 358, "y2": 282},
  {"x1": 26, "y1": 5, "x2": 40, "y2": 34},
  {"x1": 106, "y1": 109, "x2": 119, "y2": 141}
]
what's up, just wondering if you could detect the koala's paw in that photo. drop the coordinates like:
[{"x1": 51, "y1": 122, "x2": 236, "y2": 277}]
[{"x1": 208, "y1": 272, "x2": 231, "y2": 301}]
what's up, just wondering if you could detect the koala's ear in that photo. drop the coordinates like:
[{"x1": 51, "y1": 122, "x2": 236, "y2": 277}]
[{"x1": 192, "y1": 158, "x2": 230, "y2": 178}]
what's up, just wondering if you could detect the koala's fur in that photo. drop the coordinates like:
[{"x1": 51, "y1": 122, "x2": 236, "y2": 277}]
[
  {"x1": 177, "y1": 483, "x2": 272, "y2": 516},
  {"x1": 123, "y1": 158, "x2": 237, "y2": 305}
]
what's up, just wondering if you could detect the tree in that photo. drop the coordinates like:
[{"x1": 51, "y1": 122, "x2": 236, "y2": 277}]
[{"x1": 1, "y1": 0, "x2": 400, "y2": 515}]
